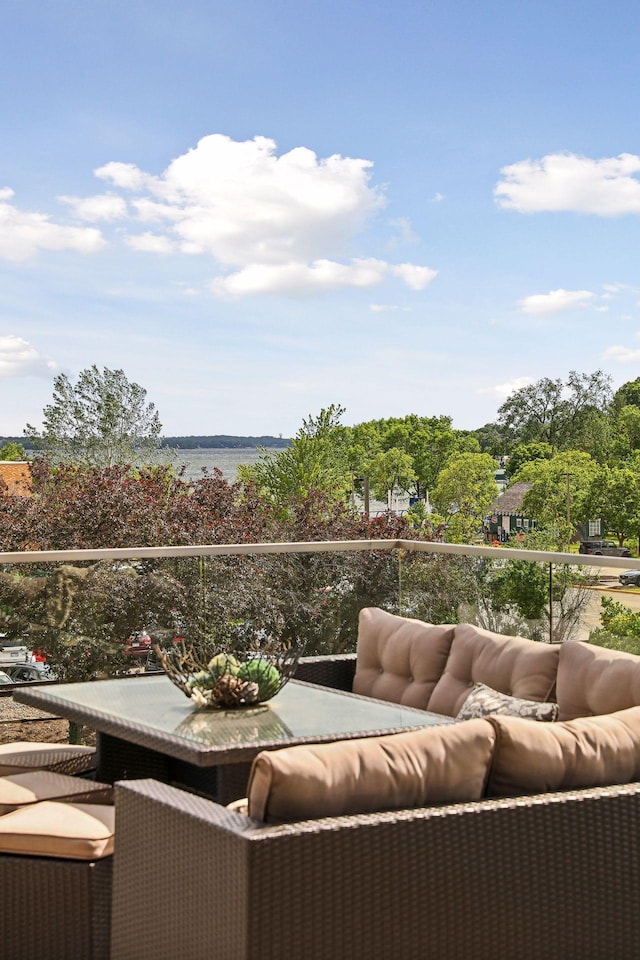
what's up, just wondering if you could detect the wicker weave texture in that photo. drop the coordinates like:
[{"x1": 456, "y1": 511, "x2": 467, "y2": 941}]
[
  {"x1": 1, "y1": 855, "x2": 111, "y2": 960},
  {"x1": 111, "y1": 778, "x2": 640, "y2": 960}
]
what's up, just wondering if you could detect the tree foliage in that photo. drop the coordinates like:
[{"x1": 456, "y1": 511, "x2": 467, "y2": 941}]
[
  {"x1": 497, "y1": 370, "x2": 612, "y2": 454},
  {"x1": 431, "y1": 453, "x2": 498, "y2": 543},
  {"x1": 25, "y1": 365, "x2": 163, "y2": 468}
]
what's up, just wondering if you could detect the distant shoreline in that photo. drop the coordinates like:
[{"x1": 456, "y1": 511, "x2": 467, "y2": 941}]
[{"x1": 1, "y1": 435, "x2": 292, "y2": 451}]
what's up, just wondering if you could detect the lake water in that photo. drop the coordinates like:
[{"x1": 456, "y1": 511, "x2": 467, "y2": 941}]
[
  {"x1": 169, "y1": 447, "x2": 270, "y2": 482},
  {"x1": 169, "y1": 447, "x2": 407, "y2": 514}
]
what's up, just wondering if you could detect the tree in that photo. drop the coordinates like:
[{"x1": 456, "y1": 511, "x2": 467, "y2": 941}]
[
  {"x1": 25, "y1": 365, "x2": 163, "y2": 467},
  {"x1": 583, "y1": 465, "x2": 640, "y2": 546},
  {"x1": 505, "y1": 442, "x2": 553, "y2": 479},
  {"x1": 367, "y1": 448, "x2": 417, "y2": 504},
  {"x1": 497, "y1": 370, "x2": 612, "y2": 453},
  {"x1": 430, "y1": 453, "x2": 498, "y2": 543},
  {"x1": 0, "y1": 441, "x2": 26, "y2": 461},
  {"x1": 238, "y1": 404, "x2": 352, "y2": 516},
  {"x1": 517, "y1": 450, "x2": 598, "y2": 544}
]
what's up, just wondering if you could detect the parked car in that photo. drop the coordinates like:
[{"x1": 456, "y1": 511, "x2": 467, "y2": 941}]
[
  {"x1": 619, "y1": 570, "x2": 640, "y2": 587},
  {"x1": 7, "y1": 662, "x2": 56, "y2": 683},
  {"x1": 578, "y1": 539, "x2": 631, "y2": 557},
  {"x1": 124, "y1": 632, "x2": 153, "y2": 658},
  {"x1": 0, "y1": 670, "x2": 13, "y2": 684}
]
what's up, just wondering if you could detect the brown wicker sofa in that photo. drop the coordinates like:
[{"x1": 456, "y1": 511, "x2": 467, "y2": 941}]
[{"x1": 110, "y1": 609, "x2": 640, "y2": 960}]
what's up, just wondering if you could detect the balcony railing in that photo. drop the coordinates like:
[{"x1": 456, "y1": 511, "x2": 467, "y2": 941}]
[{"x1": 1, "y1": 539, "x2": 638, "y2": 686}]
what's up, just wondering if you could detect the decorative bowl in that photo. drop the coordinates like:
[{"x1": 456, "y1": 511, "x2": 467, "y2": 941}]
[{"x1": 152, "y1": 636, "x2": 301, "y2": 709}]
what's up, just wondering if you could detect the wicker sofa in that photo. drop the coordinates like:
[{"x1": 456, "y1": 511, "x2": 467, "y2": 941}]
[{"x1": 110, "y1": 609, "x2": 640, "y2": 960}]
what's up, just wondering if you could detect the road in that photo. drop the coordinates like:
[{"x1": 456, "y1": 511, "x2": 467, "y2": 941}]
[{"x1": 574, "y1": 571, "x2": 640, "y2": 640}]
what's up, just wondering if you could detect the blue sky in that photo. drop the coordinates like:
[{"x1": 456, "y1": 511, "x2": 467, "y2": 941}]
[{"x1": 2, "y1": 0, "x2": 640, "y2": 438}]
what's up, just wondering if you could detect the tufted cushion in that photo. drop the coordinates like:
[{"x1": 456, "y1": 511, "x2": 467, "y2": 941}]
[
  {"x1": 0, "y1": 801, "x2": 114, "y2": 859},
  {"x1": 352, "y1": 607, "x2": 455, "y2": 709},
  {"x1": 427, "y1": 623, "x2": 559, "y2": 718},
  {"x1": 487, "y1": 706, "x2": 640, "y2": 797},
  {"x1": 247, "y1": 718, "x2": 496, "y2": 823},
  {"x1": 0, "y1": 741, "x2": 96, "y2": 777},
  {"x1": 556, "y1": 641, "x2": 640, "y2": 720},
  {"x1": 0, "y1": 771, "x2": 113, "y2": 814},
  {"x1": 457, "y1": 682, "x2": 559, "y2": 722}
]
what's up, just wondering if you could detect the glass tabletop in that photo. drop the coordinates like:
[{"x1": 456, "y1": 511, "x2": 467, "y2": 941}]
[{"x1": 16, "y1": 675, "x2": 448, "y2": 754}]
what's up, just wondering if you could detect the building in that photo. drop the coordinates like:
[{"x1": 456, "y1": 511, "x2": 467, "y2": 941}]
[
  {"x1": 483, "y1": 482, "x2": 534, "y2": 542},
  {"x1": 0, "y1": 461, "x2": 32, "y2": 496}
]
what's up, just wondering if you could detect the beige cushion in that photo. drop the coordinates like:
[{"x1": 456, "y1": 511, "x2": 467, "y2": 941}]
[
  {"x1": 0, "y1": 771, "x2": 113, "y2": 814},
  {"x1": 457, "y1": 682, "x2": 559, "y2": 722},
  {"x1": 556, "y1": 641, "x2": 640, "y2": 720},
  {"x1": 352, "y1": 607, "x2": 455, "y2": 709},
  {"x1": 428, "y1": 623, "x2": 559, "y2": 717},
  {"x1": 0, "y1": 742, "x2": 95, "y2": 777},
  {"x1": 247, "y1": 718, "x2": 496, "y2": 823},
  {"x1": 487, "y1": 706, "x2": 640, "y2": 797},
  {"x1": 0, "y1": 801, "x2": 114, "y2": 859}
]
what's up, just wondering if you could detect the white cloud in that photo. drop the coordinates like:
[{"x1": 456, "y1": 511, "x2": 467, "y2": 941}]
[
  {"x1": 0, "y1": 189, "x2": 105, "y2": 262},
  {"x1": 495, "y1": 152, "x2": 640, "y2": 215},
  {"x1": 58, "y1": 193, "x2": 127, "y2": 222},
  {"x1": 92, "y1": 134, "x2": 438, "y2": 296},
  {"x1": 125, "y1": 232, "x2": 176, "y2": 254},
  {"x1": 0, "y1": 335, "x2": 57, "y2": 379},
  {"x1": 212, "y1": 258, "x2": 393, "y2": 297},
  {"x1": 603, "y1": 344, "x2": 640, "y2": 363},
  {"x1": 518, "y1": 288, "x2": 596, "y2": 315},
  {"x1": 431, "y1": 192, "x2": 445, "y2": 202},
  {"x1": 478, "y1": 376, "x2": 535, "y2": 398},
  {"x1": 391, "y1": 263, "x2": 437, "y2": 290},
  {"x1": 94, "y1": 161, "x2": 151, "y2": 191}
]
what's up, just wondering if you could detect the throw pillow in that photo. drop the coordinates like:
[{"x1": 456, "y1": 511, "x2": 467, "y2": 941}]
[
  {"x1": 487, "y1": 706, "x2": 640, "y2": 797},
  {"x1": 247, "y1": 718, "x2": 496, "y2": 824},
  {"x1": 457, "y1": 682, "x2": 559, "y2": 722}
]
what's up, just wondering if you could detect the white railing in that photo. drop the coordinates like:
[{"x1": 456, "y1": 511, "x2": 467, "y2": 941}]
[{"x1": 1, "y1": 538, "x2": 639, "y2": 568}]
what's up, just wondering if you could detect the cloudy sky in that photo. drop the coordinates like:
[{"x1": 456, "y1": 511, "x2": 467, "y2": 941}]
[{"x1": 2, "y1": 0, "x2": 640, "y2": 438}]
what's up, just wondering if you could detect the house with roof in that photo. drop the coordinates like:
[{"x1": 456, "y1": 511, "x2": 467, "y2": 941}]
[{"x1": 483, "y1": 482, "x2": 535, "y2": 542}]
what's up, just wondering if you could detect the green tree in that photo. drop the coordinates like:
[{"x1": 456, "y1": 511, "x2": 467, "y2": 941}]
[
  {"x1": 497, "y1": 370, "x2": 612, "y2": 453},
  {"x1": 239, "y1": 404, "x2": 352, "y2": 515},
  {"x1": 583, "y1": 465, "x2": 640, "y2": 546},
  {"x1": 25, "y1": 366, "x2": 163, "y2": 467},
  {"x1": 367, "y1": 448, "x2": 417, "y2": 504},
  {"x1": 0, "y1": 441, "x2": 26, "y2": 461},
  {"x1": 431, "y1": 453, "x2": 498, "y2": 543},
  {"x1": 611, "y1": 377, "x2": 640, "y2": 417},
  {"x1": 517, "y1": 450, "x2": 598, "y2": 544},
  {"x1": 506, "y1": 441, "x2": 553, "y2": 479}
]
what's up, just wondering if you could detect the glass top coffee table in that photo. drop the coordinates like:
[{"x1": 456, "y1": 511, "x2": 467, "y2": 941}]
[{"x1": 16, "y1": 676, "x2": 451, "y2": 800}]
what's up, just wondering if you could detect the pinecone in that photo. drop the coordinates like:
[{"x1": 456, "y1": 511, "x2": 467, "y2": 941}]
[{"x1": 212, "y1": 673, "x2": 260, "y2": 707}]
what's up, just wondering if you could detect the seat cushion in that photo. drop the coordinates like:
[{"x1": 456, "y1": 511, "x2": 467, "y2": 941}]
[
  {"x1": 0, "y1": 771, "x2": 113, "y2": 814},
  {"x1": 457, "y1": 682, "x2": 559, "y2": 722},
  {"x1": 556, "y1": 641, "x2": 640, "y2": 720},
  {"x1": 487, "y1": 706, "x2": 640, "y2": 797},
  {"x1": 247, "y1": 718, "x2": 496, "y2": 823},
  {"x1": 352, "y1": 607, "x2": 455, "y2": 709},
  {"x1": 0, "y1": 801, "x2": 114, "y2": 859},
  {"x1": 0, "y1": 742, "x2": 96, "y2": 777},
  {"x1": 428, "y1": 623, "x2": 560, "y2": 717}
]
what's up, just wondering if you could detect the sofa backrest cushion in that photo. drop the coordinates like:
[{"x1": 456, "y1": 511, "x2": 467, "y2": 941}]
[
  {"x1": 556, "y1": 641, "x2": 640, "y2": 720},
  {"x1": 487, "y1": 706, "x2": 640, "y2": 797},
  {"x1": 352, "y1": 607, "x2": 455, "y2": 709},
  {"x1": 247, "y1": 718, "x2": 496, "y2": 824},
  {"x1": 427, "y1": 623, "x2": 560, "y2": 718}
]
